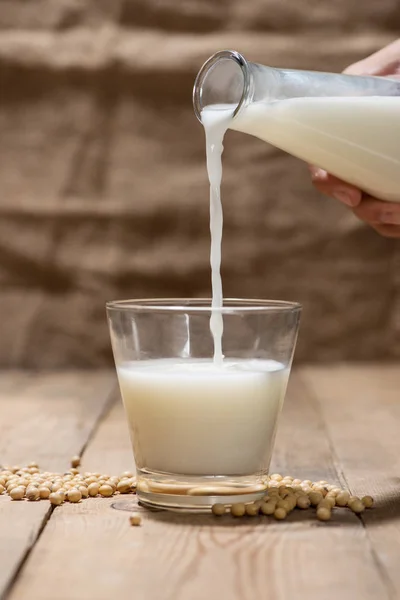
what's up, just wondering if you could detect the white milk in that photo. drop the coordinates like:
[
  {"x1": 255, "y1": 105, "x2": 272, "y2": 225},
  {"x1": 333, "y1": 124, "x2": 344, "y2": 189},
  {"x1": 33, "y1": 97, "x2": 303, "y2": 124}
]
[
  {"x1": 117, "y1": 359, "x2": 288, "y2": 476},
  {"x1": 204, "y1": 96, "x2": 400, "y2": 202},
  {"x1": 202, "y1": 108, "x2": 233, "y2": 364}
]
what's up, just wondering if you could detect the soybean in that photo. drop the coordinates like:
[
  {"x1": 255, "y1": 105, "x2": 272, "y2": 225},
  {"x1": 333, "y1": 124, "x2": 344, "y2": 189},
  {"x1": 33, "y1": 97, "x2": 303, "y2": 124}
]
[{"x1": 211, "y1": 503, "x2": 226, "y2": 516}]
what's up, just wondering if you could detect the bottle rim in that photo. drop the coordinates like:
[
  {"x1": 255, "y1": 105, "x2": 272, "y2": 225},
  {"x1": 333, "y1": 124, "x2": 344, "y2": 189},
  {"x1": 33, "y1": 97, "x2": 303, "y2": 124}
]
[{"x1": 192, "y1": 50, "x2": 251, "y2": 122}]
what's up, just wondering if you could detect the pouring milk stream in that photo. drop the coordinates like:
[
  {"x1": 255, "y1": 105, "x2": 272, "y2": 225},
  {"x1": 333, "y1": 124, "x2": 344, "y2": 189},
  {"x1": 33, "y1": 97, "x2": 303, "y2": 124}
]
[{"x1": 194, "y1": 50, "x2": 400, "y2": 362}]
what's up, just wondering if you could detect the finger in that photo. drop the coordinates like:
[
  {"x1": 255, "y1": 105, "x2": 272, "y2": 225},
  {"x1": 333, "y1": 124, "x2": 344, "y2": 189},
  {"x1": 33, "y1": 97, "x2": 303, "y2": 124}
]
[
  {"x1": 370, "y1": 223, "x2": 400, "y2": 239},
  {"x1": 344, "y1": 39, "x2": 400, "y2": 77},
  {"x1": 353, "y1": 196, "x2": 400, "y2": 237},
  {"x1": 344, "y1": 59, "x2": 400, "y2": 77},
  {"x1": 309, "y1": 166, "x2": 362, "y2": 207},
  {"x1": 353, "y1": 196, "x2": 400, "y2": 226}
]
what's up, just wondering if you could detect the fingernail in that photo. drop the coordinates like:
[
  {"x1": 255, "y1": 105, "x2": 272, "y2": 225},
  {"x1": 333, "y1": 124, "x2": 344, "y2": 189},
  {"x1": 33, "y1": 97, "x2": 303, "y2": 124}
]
[
  {"x1": 309, "y1": 166, "x2": 328, "y2": 181},
  {"x1": 381, "y1": 212, "x2": 400, "y2": 225},
  {"x1": 332, "y1": 189, "x2": 360, "y2": 207}
]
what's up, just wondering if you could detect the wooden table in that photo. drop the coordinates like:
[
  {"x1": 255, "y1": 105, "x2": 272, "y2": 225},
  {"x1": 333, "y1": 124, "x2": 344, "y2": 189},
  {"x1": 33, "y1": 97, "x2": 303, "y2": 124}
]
[{"x1": 0, "y1": 365, "x2": 399, "y2": 600}]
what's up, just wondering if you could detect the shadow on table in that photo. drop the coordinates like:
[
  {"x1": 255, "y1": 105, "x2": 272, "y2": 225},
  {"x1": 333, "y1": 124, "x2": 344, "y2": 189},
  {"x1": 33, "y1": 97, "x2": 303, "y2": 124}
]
[
  {"x1": 112, "y1": 489, "x2": 400, "y2": 527},
  {"x1": 129, "y1": 504, "x2": 361, "y2": 528}
]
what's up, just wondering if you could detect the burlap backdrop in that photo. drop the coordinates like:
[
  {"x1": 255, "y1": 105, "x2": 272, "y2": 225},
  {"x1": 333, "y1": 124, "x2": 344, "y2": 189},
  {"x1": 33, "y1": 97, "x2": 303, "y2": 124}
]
[{"x1": 0, "y1": 0, "x2": 398, "y2": 367}]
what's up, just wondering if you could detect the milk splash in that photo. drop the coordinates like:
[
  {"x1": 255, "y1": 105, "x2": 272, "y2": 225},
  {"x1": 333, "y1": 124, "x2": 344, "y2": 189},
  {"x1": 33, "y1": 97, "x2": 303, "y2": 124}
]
[{"x1": 201, "y1": 107, "x2": 233, "y2": 365}]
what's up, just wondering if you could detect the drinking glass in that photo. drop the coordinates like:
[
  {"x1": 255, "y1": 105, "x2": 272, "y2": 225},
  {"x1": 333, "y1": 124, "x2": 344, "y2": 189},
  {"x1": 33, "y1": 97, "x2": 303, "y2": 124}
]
[{"x1": 107, "y1": 298, "x2": 301, "y2": 512}]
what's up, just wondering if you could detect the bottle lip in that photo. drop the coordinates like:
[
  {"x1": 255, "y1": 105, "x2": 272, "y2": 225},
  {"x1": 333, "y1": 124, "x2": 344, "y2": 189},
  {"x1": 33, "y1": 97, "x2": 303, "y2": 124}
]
[{"x1": 193, "y1": 50, "x2": 251, "y2": 122}]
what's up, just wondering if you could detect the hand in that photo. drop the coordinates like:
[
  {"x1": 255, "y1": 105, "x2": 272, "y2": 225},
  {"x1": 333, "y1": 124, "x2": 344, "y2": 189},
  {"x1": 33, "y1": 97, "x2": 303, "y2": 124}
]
[{"x1": 310, "y1": 39, "x2": 400, "y2": 238}]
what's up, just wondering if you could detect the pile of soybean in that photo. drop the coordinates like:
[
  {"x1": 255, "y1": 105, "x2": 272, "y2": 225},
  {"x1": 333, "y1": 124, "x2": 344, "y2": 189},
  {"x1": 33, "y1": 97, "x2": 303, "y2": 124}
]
[
  {"x1": 0, "y1": 462, "x2": 373, "y2": 523},
  {"x1": 212, "y1": 473, "x2": 374, "y2": 521},
  {"x1": 0, "y1": 457, "x2": 136, "y2": 505}
]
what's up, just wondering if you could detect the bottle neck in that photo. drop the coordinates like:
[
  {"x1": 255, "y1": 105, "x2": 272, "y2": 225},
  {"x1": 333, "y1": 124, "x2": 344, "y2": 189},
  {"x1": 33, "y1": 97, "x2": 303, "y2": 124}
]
[
  {"x1": 194, "y1": 51, "x2": 400, "y2": 124},
  {"x1": 193, "y1": 50, "x2": 253, "y2": 122}
]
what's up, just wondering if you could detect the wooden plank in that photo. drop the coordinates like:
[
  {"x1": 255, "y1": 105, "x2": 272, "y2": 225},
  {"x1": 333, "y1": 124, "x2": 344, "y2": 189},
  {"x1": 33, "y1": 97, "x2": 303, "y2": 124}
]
[
  {"x1": 0, "y1": 370, "x2": 115, "y2": 599},
  {"x1": 301, "y1": 364, "x2": 400, "y2": 596},
  {"x1": 8, "y1": 370, "x2": 391, "y2": 600}
]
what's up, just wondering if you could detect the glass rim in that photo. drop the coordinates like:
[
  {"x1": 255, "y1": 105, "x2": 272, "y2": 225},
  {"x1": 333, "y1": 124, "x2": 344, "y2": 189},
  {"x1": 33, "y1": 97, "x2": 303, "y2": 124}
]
[{"x1": 106, "y1": 298, "x2": 301, "y2": 313}]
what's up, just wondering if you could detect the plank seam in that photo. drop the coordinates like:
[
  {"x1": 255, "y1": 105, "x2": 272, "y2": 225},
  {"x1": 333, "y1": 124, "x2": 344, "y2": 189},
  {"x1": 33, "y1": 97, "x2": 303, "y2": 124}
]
[
  {"x1": 2, "y1": 505, "x2": 54, "y2": 600},
  {"x1": 300, "y1": 371, "x2": 395, "y2": 600},
  {"x1": 2, "y1": 380, "x2": 118, "y2": 600},
  {"x1": 77, "y1": 385, "x2": 119, "y2": 463}
]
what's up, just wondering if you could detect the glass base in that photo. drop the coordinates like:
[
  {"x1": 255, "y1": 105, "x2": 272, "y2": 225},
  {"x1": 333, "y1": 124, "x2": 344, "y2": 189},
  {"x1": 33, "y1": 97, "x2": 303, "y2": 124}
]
[
  {"x1": 129, "y1": 469, "x2": 268, "y2": 513},
  {"x1": 138, "y1": 490, "x2": 266, "y2": 512}
]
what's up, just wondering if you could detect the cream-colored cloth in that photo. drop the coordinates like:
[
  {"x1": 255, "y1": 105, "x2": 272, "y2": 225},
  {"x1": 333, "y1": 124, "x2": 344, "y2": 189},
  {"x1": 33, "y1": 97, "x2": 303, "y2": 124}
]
[{"x1": 0, "y1": 0, "x2": 398, "y2": 366}]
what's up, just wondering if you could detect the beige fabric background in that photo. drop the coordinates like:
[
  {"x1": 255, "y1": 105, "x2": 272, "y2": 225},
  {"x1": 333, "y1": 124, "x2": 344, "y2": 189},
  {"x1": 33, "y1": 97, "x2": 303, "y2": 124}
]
[{"x1": 0, "y1": 0, "x2": 399, "y2": 367}]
